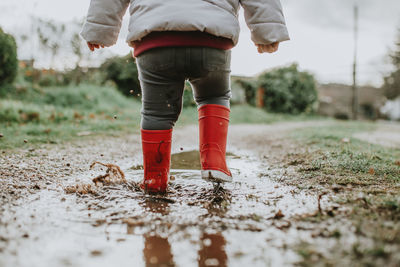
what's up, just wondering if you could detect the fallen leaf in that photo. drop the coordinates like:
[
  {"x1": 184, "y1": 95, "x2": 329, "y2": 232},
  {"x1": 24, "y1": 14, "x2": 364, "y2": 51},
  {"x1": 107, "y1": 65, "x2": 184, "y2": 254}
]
[
  {"x1": 90, "y1": 161, "x2": 126, "y2": 185},
  {"x1": 74, "y1": 111, "x2": 83, "y2": 120},
  {"x1": 91, "y1": 250, "x2": 102, "y2": 256},
  {"x1": 368, "y1": 168, "x2": 375, "y2": 175}
]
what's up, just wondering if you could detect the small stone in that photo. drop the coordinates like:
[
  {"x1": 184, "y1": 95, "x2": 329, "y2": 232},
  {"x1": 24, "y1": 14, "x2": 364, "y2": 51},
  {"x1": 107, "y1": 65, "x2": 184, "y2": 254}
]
[
  {"x1": 32, "y1": 184, "x2": 40, "y2": 190},
  {"x1": 203, "y1": 238, "x2": 212, "y2": 247},
  {"x1": 341, "y1": 137, "x2": 350, "y2": 143},
  {"x1": 273, "y1": 210, "x2": 284, "y2": 219}
]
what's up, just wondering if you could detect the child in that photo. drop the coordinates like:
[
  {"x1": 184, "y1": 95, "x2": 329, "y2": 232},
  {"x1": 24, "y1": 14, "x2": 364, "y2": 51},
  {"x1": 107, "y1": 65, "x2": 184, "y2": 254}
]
[{"x1": 81, "y1": 0, "x2": 289, "y2": 193}]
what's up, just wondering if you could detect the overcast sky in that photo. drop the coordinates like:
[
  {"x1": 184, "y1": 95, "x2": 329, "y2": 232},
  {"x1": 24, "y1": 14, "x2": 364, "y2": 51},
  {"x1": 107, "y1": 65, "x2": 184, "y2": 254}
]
[{"x1": 0, "y1": 0, "x2": 399, "y2": 86}]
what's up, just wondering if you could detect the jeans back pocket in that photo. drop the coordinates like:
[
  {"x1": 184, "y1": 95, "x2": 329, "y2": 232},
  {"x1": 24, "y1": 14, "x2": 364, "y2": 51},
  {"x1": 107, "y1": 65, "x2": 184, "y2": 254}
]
[
  {"x1": 203, "y1": 48, "x2": 231, "y2": 72},
  {"x1": 137, "y1": 47, "x2": 175, "y2": 71}
]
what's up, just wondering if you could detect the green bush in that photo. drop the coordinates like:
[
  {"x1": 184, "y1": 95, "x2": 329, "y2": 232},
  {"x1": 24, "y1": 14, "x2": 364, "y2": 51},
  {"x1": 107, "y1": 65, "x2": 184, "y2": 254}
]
[
  {"x1": 0, "y1": 28, "x2": 18, "y2": 86},
  {"x1": 257, "y1": 64, "x2": 317, "y2": 114},
  {"x1": 100, "y1": 54, "x2": 141, "y2": 97}
]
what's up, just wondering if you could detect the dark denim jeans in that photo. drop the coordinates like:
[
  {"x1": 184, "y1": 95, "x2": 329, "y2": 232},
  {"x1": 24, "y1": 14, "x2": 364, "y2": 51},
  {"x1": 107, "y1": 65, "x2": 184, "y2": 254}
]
[{"x1": 136, "y1": 47, "x2": 232, "y2": 130}]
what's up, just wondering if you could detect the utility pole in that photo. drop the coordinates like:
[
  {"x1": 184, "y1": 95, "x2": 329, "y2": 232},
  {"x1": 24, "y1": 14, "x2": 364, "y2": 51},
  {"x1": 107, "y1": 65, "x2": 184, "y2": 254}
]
[{"x1": 351, "y1": 4, "x2": 359, "y2": 120}]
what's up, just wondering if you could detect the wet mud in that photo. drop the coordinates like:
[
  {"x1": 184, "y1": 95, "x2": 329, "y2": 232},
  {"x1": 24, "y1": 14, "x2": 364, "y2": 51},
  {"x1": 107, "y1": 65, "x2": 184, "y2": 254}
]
[{"x1": 0, "y1": 122, "x2": 364, "y2": 266}]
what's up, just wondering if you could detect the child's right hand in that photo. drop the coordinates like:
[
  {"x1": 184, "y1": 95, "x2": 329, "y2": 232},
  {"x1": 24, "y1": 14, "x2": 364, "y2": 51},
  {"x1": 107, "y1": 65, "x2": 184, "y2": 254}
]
[
  {"x1": 256, "y1": 42, "x2": 279, "y2": 54},
  {"x1": 87, "y1": 42, "x2": 105, "y2": 51}
]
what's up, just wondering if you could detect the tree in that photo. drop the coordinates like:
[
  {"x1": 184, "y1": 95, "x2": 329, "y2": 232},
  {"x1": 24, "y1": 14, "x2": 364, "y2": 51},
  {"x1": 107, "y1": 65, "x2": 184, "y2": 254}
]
[
  {"x1": 36, "y1": 18, "x2": 65, "y2": 69},
  {"x1": 0, "y1": 28, "x2": 18, "y2": 86},
  {"x1": 383, "y1": 29, "x2": 400, "y2": 100},
  {"x1": 237, "y1": 64, "x2": 318, "y2": 114}
]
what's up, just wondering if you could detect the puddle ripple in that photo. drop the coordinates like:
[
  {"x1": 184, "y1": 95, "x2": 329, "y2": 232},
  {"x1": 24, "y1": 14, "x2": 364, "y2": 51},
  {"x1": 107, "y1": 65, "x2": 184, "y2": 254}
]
[{"x1": 0, "y1": 151, "x2": 319, "y2": 267}]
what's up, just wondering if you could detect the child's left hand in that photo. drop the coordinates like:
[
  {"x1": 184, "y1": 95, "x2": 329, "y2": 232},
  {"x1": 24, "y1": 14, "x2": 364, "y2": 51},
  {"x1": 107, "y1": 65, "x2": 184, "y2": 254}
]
[
  {"x1": 256, "y1": 42, "x2": 279, "y2": 53},
  {"x1": 87, "y1": 42, "x2": 105, "y2": 51}
]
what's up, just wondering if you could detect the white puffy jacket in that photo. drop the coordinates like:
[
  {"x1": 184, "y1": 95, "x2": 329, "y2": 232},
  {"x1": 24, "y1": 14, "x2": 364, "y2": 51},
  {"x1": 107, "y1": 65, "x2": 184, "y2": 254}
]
[{"x1": 81, "y1": 0, "x2": 289, "y2": 47}]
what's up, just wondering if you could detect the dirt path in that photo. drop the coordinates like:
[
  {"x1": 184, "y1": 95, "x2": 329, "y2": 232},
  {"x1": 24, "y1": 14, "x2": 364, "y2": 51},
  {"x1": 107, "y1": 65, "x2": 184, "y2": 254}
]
[
  {"x1": 0, "y1": 120, "x2": 394, "y2": 267},
  {"x1": 353, "y1": 121, "x2": 400, "y2": 149}
]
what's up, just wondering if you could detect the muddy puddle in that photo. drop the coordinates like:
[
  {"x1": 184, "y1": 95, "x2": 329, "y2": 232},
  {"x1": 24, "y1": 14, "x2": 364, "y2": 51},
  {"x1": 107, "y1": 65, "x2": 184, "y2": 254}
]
[{"x1": 0, "y1": 149, "x2": 327, "y2": 267}]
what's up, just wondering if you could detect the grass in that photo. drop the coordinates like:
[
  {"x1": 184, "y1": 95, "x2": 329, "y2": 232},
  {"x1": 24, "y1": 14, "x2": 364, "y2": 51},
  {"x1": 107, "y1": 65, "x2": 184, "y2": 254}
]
[
  {"x1": 0, "y1": 84, "x2": 142, "y2": 149},
  {"x1": 179, "y1": 102, "x2": 322, "y2": 126},
  {"x1": 286, "y1": 121, "x2": 400, "y2": 266},
  {"x1": 0, "y1": 84, "x2": 319, "y2": 149},
  {"x1": 290, "y1": 122, "x2": 400, "y2": 185}
]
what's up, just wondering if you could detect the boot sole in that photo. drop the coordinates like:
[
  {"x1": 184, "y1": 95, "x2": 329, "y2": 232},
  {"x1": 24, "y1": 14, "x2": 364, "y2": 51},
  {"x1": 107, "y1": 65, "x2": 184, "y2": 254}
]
[{"x1": 201, "y1": 170, "x2": 232, "y2": 183}]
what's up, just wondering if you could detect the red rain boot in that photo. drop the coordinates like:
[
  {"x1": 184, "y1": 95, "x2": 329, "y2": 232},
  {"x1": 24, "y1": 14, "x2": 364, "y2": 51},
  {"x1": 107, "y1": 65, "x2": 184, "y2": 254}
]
[
  {"x1": 141, "y1": 129, "x2": 172, "y2": 193},
  {"x1": 198, "y1": 104, "x2": 232, "y2": 183}
]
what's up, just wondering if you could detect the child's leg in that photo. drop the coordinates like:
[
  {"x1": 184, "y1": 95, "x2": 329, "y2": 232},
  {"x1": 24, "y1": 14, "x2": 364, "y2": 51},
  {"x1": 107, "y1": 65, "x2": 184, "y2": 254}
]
[
  {"x1": 137, "y1": 49, "x2": 185, "y2": 130},
  {"x1": 189, "y1": 50, "x2": 231, "y2": 108},
  {"x1": 136, "y1": 48, "x2": 185, "y2": 192},
  {"x1": 189, "y1": 48, "x2": 232, "y2": 183}
]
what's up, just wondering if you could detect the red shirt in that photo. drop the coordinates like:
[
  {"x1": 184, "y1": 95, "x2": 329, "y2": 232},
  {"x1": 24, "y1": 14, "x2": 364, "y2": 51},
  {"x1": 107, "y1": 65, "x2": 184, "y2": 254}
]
[{"x1": 132, "y1": 31, "x2": 234, "y2": 57}]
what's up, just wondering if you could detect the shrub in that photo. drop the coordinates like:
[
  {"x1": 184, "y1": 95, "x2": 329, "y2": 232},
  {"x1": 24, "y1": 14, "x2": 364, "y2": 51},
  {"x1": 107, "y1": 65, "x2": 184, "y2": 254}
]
[
  {"x1": 257, "y1": 64, "x2": 317, "y2": 114},
  {"x1": 100, "y1": 54, "x2": 141, "y2": 97},
  {"x1": 0, "y1": 28, "x2": 18, "y2": 86}
]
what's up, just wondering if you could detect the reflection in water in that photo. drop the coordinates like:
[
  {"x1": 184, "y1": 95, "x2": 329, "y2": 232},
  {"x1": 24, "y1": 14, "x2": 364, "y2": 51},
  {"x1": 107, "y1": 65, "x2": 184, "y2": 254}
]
[
  {"x1": 143, "y1": 235, "x2": 175, "y2": 267},
  {"x1": 171, "y1": 150, "x2": 202, "y2": 170},
  {"x1": 198, "y1": 233, "x2": 227, "y2": 267},
  {"x1": 141, "y1": 197, "x2": 171, "y2": 216},
  {"x1": 140, "y1": 197, "x2": 175, "y2": 267},
  {"x1": 130, "y1": 158, "x2": 229, "y2": 267}
]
